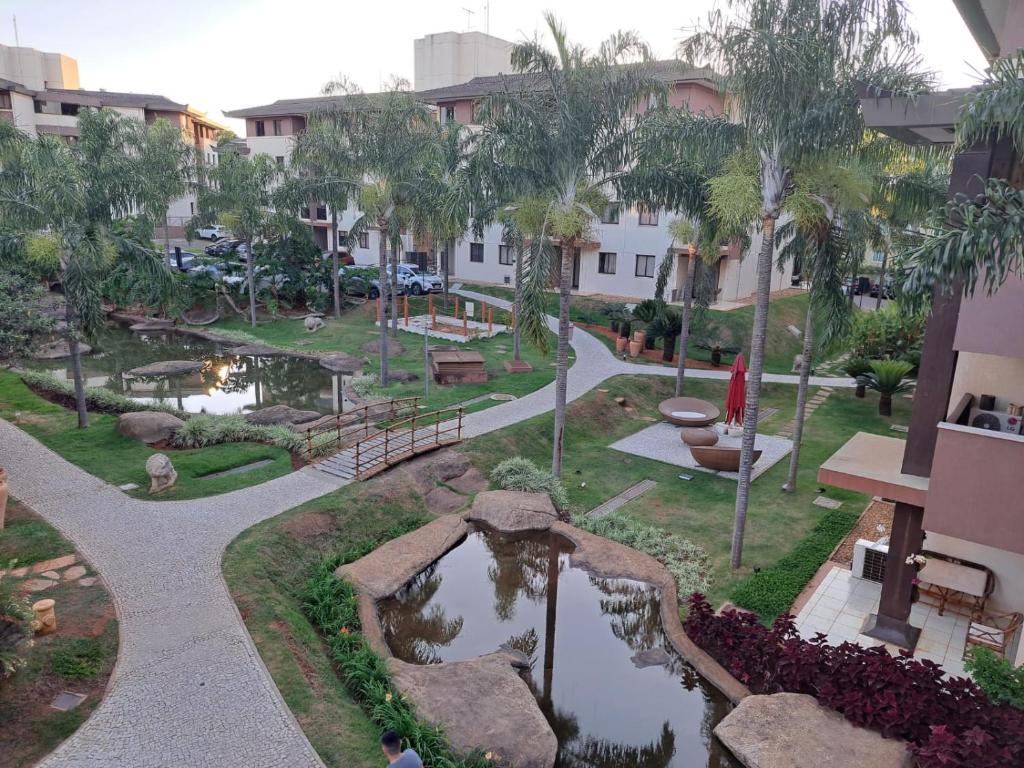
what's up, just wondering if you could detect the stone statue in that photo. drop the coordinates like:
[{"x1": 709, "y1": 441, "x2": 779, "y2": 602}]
[
  {"x1": 304, "y1": 316, "x2": 325, "y2": 332},
  {"x1": 792, "y1": 354, "x2": 804, "y2": 374},
  {"x1": 145, "y1": 454, "x2": 177, "y2": 494}
]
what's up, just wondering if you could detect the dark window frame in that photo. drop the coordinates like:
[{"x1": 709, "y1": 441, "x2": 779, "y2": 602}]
[
  {"x1": 358, "y1": 231, "x2": 369, "y2": 249},
  {"x1": 600, "y1": 203, "x2": 620, "y2": 225},
  {"x1": 498, "y1": 245, "x2": 513, "y2": 265},
  {"x1": 272, "y1": 119, "x2": 282, "y2": 136},
  {"x1": 635, "y1": 254, "x2": 656, "y2": 278},
  {"x1": 470, "y1": 242, "x2": 484, "y2": 263},
  {"x1": 254, "y1": 120, "x2": 265, "y2": 137},
  {"x1": 598, "y1": 252, "x2": 617, "y2": 274},
  {"x1": 638, "y1": 209, "x2": 659, "y2": 226}
]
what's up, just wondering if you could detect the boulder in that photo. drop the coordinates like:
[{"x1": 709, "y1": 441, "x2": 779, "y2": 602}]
[
  {"x1": 424, "y1": 486, "x2": 469, "y2": 515},
  {"x1": 446, "y1": 467, "x2": 489, "y2": 494},
  {"x1": 389, "y1": 653, "x2": 558, "y2": 768},
  {"x1": 467, "y1": 490, "x2": 558, "y2": 533},
  {"x1": 117, "y1": 412, "x2": 185, "y2": 444},
  {"x1": 145, "y1": 453, "x2": 177, "y2": 494},
  {"x1": 127, "y1": 360, "x2": 203, "y2": 378},
  {"x1": 714, "y1": 693, "x2": 913, "y2": 768},
  {"x1": 318, "y1": 353, "x2": 364, "y2": 374},
  {"x1": 243, "y1": 404, "x2": 321, "y2": 427},
  {"x1": 31, "y1": 340, "x2": 92, "y2": 359},
  {"x1": 304, "y1": 316, "x2": 325, "y2": 332},
  {"x1": 405, "y1": 450, "x2": 472, "y2": 494}
]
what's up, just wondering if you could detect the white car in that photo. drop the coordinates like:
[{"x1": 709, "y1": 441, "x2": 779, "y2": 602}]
[
  {"x1": 196, "y1": 224, "x2": 229, "y2": 241},
  {"x1": 396, "y1": 263, "x2": 444, "y2": 295}
]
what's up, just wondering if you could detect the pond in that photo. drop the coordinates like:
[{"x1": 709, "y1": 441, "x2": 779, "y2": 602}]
[
  {"x1": 378, "y1": 526, "x2": 740, "y2": 768},
  {"x1": 25, "y1": 323, "x2": 358, "y2": 416}
]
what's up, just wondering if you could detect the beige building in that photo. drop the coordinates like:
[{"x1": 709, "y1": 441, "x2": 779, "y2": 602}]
[
  {"x1": 414, "y1": 31, "x2": 513, "y2": 92},
  {"x1": 0, "y1": 43, "x2": 225, "y2": 234}
]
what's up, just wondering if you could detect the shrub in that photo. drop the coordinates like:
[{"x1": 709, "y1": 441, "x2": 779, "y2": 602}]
[
  {"x1": 51, "y1": 637, "x2": 105, "y2": 679},
  {"x1": 847, "y1": 304, "x2": 926, "y2": 363},
  {"x1": 683, "y1": 594, "x2": 1024, "y2": 768},
  {"x1": 350, "y1": 373, "x2": 385, "y2": 400},
  {"x1": 490, "y1": 456, "x2": 569, "y2": 510},
  {"x1": 1, "y1": 565, "x2": 33, "y2": 680},
  {"x1": 965, "y1": 647, "x2": 1024, "y2": 710},
  {"x1": 170, "y1": 414, "x2": 304, "y2": 453},
  {"x1": 729, "y1": 509, "x2": 857, "y2": 620},
  {"x1": 302, "y1": 519, "x2": 489, "y2": 768},
  {"x1": 572, "y1": 512, "x2": 711, "y2": 595},
  {"x1": 18, "y1": 370, "x2": 183, "y2": 417}
]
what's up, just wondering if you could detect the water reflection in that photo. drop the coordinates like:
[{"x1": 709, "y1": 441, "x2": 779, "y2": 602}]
[
  {"x1": 24, "y1": 323, "x2": 357, "y2": 415},
  {"x1": 378, "y1": 526, "x2": 740, "y2": 768}
]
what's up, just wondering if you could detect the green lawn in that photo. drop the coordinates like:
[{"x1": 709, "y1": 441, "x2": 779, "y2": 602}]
[
  {"x1": 0, "y1": 370, "x2": 293, "y2": 500},
  {"x1": 211, "y1": 296, "x2": 561, "y2": 413},
  {"x1": 459, "y1": 282, "x2": 835, "y2": 375}
]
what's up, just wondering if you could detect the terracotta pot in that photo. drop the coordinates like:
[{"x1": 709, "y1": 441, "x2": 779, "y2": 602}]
[
  {"x1": 32, "y1": 598, "x2": 57, "y2": 636},
  {"x1": 615, "y1": 336, "x2": 628, "y2": 353},
  {"x1": 628, "y1": 340, "x2": 642, "y2": 358},
  {"x1": 0, "y1": 467, "x2": 7, "y2": 530},
  {"x1": 633, "y1": 330, "x2": 647, "y2": 347}
]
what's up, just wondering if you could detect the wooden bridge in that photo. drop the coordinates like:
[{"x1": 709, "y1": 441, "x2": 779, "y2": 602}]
[{"x1": 303, "y1": 398, "x2": 464, "y2": 481}]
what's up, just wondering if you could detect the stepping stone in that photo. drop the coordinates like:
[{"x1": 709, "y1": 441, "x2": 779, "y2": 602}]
[
  {"x1": 63, "y1": 565, "x2": 87, "y2": 581},
  {"x1": 787, "y1": 324, "x2": 802, "y2": 337},
  {"x1": 814, "y1": 496, "x2": 843, "y2": 510},
  {"x1": 118, "y1": 483, "x2": 140, "y2": 491},
  {"x1": 22, "y1": 578, "x2": 57, "y2": 592},
  {"x1": 890, "y1": 424, "x2": 909, "y2": 433},
  {"x1": 588, "y1": 479, "x2": 658, "y2": 518},
  {"x1": 31, "y1": 555, "x2": 76, "y2": 573},
  {"x1": 40, "y1": 570, "x2": 61, "y2": 580},
  {"x1": 78, "y1": 577, "x2": 98, "y2": 587},
  {"x1": 51, "y1": 691, "x2": 87, "y2": 712},
  {"x1": 1, "y1": 566, "x2": 29, "y2": 578}
]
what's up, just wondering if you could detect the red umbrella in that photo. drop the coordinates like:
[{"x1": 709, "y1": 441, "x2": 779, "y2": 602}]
[{"x1": 725, "y1": 353, "x2": 747, "y2": 426}]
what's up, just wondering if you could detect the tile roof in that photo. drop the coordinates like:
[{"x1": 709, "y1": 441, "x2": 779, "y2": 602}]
[
  {"x1": 223, "y1": 92, "x2": 388, "y2": 118},
  {"x1": 38, "y1": 87, "x2": 188, "y2": 111}
]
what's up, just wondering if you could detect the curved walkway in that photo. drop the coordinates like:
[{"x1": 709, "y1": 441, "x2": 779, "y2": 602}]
[{"x1": 2, "y1": 292, "x2": 852, "y2": 767}]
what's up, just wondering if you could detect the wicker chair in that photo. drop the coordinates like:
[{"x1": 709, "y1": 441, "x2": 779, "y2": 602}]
[{"x1": 963, "y1": 610, "x2": 1024, "y2": 660}]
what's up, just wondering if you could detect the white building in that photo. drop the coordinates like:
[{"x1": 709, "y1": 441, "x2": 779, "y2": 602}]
[{"x1": 414, "y1": 31, "x2": 513, "y2": 92}]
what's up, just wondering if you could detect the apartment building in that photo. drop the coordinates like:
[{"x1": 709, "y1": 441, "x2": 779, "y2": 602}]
[
  {"x1": 0, "y1": 43, "x2": 225, "y2": 234},
  {"x1": 818, "y1": 0, "x2": 1024, "y2": 664}
]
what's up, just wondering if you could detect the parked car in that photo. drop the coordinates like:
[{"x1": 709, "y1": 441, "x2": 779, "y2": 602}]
[
  {"x1": 322, "y1": 250, "x2": 355, "y2": 267},
  {"x1": 341, "y1": 267, "x2": 405, "y2": 299},
  {"x1": 196, "y1": 224, "x2": 229, "y2": 241},
  {"x1": 396, "y1": 263, "x2": 443, "y2": 295},
  {"x1": 204, "y1": 239, "x2": 247, "y2": 257}
]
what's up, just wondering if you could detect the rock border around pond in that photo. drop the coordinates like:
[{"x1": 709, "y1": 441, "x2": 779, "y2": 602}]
[{"x1": 337, "y1": 491, "x2": 751, "y2": 768}]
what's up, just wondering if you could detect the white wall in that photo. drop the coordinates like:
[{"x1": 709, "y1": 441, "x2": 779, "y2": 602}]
[
  {"x1": 0, "y1": 44, "x2": 79, "y2": 90},
  {"x1": 10, "y1": 92, "x2": 37, "y2": 135},
  {"x1": 950, "y1": 352, "x2": 1024, "y2": 414},
  {"x1": 414, "y1": 31, "x2": 513, "y2": 91}
]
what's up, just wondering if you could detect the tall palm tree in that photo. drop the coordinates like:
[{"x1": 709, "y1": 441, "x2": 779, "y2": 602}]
[
  {"x1": 476, "y1": 14, "x2": 663, "y2": 477},
  {"x1": 138, "y1": 118, "x2": 196, "y2": 268},
  {"x1": 0, "y1": 110, "x2": 174, "y2": 428},
  {"x1": 682, "y1": 0, "x2": 924, "y2": 569}
]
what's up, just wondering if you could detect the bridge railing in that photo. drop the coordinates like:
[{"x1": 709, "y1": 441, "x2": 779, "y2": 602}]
[
  {"x1": 354, "y1": 406, "x2": 464, "y2": 480},
  {"x1": 301, "y1": 396, "x2": 421, "y2": 460}
]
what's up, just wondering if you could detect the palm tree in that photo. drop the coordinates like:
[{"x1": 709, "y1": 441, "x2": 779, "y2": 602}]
[
  {"x1": 682, "y1": 0, "x2": 924, "y2": 568},
  {"x1": 138, "y1": 118, "x2": 196, "y2": 269},
  {"x1": 194, "y1": 140, "x2": 279, "y2": 328},
  {"x1": 476, "y1": 14, "x2": 663, "y2": 477},
  {"x1": 0, "y1": 110, "x2": 175, "y2": 428},
  {"x1": 860, "y1": 359, "x2": 914, "y2": 416}
]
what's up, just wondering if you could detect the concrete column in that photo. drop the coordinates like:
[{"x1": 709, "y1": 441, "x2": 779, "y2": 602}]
[{"x1": 860, "y1": 501, "x2": 925, "y2": 648}]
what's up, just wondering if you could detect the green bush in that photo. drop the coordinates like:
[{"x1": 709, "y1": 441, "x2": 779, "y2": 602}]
[
  {"x1": 572, "y1": 512, "x2": 712, "y2": 595},
  {"x1": 729, "y1": 509, "x2": 858, "y2": 620},
  {"x1": 170, "y1": 414, "x2": 304, "y2": 453},
  {"x1": 1, "y1": 565, "x2": 34, "y2": 680},
  {"x1": 490, "y1": 456, "x2": 570, "y2": 510},
  {"x1": 350, "y1": 373, "x2": 385, "y2": 400},
  {"x1": 18, "y1": 370, "x2": 183, "y2": 417},
  {"x1": 964, "y1": 647, "x2": 1024, "y2": 709},
  {"x1": 847, "y1": 304, "x2": 926, "y2": 364},
  {"x1": 51, "y1": 637, "x2": 105, "y2": 679},
  {"x1": 302, "y1": 519, "x2": 489, "y2": 768}
]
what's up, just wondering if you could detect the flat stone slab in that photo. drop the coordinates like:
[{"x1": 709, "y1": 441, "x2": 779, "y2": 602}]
[
  {"x1": 22, "y1": 577, "x2": 56, "y2": 592},
  {"x1": 466, "y1": 490, "x2": 558, "y2": 532},
  {"x1": 609, "y1": 422, "x2": 792, "y2": 482},
  {"x1": 126, "y1": 360, "x2": 203, "y2": 377},
  {"x1": 714, "y1": 693, "x2": 913, "y2": 768},
  {"x1": 31, "y1": 555, "x2": 76, "y2": 573},
  {"x1": 389, "y1": 652, "x2": 558, "y2": 768},
  {"x1": 31, "y1": 340, "x2": 92, "y2": 359},
  {"x1": 813, "y1": 496, "x2": 844, "y2": 510},
  {"x1": 588, "y1": 479, "x2": 657, "y2": 518},
  {"x1": 337, "y1": 515, "x2": 468, "y2": 599},
  {"x1": 63, "y1": 565, "x2": 87, "y2": 580},
  {"x1": 51, "y1": 691, "x2": 88, "y2": 712},
  {"x1": 129, "y1": 319, "x2": 175, "y2": 331},
  {"x1": 243, "y1": 405, "x2": 321, "y2": 426},
  {"x1": 318, "y1": 353, "x2": 364, "y2": 374},
  {"x1": 446, "y1": 467, "x2": 488, "y2": 494},
  {"x1": 424, "y1": 486, "x2": 469, "y2": 515},
  {"x1": 229, "y1": 344, "x2": 294, "y2": 357}
]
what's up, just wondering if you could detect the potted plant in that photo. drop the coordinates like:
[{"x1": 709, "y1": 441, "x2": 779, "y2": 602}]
[
  {"x1": 844, "y1": 357, "x2": 872, "y2": 398},
  {"x1": 859, "y1": 359, "x2": 915, "y2": 416},
  {"x1": 615, "y1": 335, "x2": 628, "y2": 353},
  {"x1": 628, "y1": 337, "x2": 643, "y2": 357},
  {"x1": 647, "y1": 308, "x2": 682, "y2": 363}
]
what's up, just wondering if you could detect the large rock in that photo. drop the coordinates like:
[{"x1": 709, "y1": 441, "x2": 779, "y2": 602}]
[
  {"x1": 405, "y1": 450, "x2": 472, "y2": 494},
  {"x1": 31, "y1": 340, "x2": 92, "y2": 359},
  {"x1": 389, "y1": 653, "x2": 558, "y2": 768},
  {"x1": 145, "y1": 453, "x2": 177, "y2": 494},
  {"x1": 116, "y1": 411, "x2": 185, "y2": 444},
  {"x1": 243, "y1": 404, "x2": 321, "y2": 427},
  {"x1": 714, "y1": 693, "x2": 913, "y2": 768},
  {"x1": 304, "y1": 316, "x2": 325, "y2": 332},
  {"x1": 318, "y1": 353, "x2": 364, "y2": 374},
  {"x1": 127, "y1": 360, "x2": 203, "y2": 377},
  {"x1": 337, "y1": 514, "x2": 468, "y2": 599},
  {"x1": 424, "y1": 486, "x2": 469, "y2": 515},
  {"x1": 467, "y1": 490, "x2": 558, "y2": 532},
  {"x1": 446, "y1": 467, "x2": 489, "y2": 494}
]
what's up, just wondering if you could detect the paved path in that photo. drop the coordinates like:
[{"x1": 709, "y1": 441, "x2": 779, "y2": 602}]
[{"x1": 1, "y1": 291, "x2": 853, "y2": 767}]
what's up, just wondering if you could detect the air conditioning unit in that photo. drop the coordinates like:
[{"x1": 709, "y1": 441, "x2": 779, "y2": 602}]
[
  {"x1": 852, "y1": 539, "x2": 888, "y2": 583},
  {"x1": 969, "y1": 407, "x2": 1023, "y2": 435},
  {"x1": 503, "y1": 275, "x2": 511, "y2": 285}
]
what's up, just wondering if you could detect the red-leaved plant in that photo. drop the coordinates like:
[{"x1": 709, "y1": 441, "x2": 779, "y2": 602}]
[{"x1": 684, "y1": 594, "x2": 1024, "y2": 768}]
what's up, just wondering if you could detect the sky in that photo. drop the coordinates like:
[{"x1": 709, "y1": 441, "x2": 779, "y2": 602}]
[{"x1": 2, "y1": 0, "x2": 990, "y2": 134}]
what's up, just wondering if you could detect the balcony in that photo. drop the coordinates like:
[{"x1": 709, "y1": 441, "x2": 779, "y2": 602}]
[
  {"x1": 925, "y1": 421, "x2": 1024, "y2": 554},
  {"x1": 817, "y1": 432, "x2": 929, "y2": 507}
]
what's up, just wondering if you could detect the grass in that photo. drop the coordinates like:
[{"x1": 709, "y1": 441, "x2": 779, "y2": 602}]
[
  {"x1": 0, "y1": 370, "x2": 293, "y2": 500},
  {"x1": 211, "y1": 296, "x2": 561, "y2": 414},
  {"x1": 457, "y1": 373, "x2": 911, "y2": 606},
  {"x1": 460, "y1": 282, "x2": 833, "y2": 375},
  {"x1": 0, "y1": 502, "x2": 118, "y2": 768},
  {"x1": 223, "y1": 474, "x2": 457, "y2": 768}
]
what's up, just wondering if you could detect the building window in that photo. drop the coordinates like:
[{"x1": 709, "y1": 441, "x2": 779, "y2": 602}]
[
  {"x1": 273, "y1": 119, "x2": 282, "y2": 136},
  {"x1": 0, "y1": 91, "x2": 11, "y2": 110},
  {"x1": 470, "y1": 242, "x2": 484, "y2": 263},
  {"x1": 60, "y1": 102, "x2": 80, "y2": 116},
  {"x1": 638, "y1": 209, "x2": 659, "y2": 226},
  {"x1": 498, "y1": 245, "x2": 513, "y2": 265},
  {"x1": 598, "y1": 252, "x2": 617, "y2": 274},
  {"x1": 358, "y1": 231, "x2": 369, "y2": 249},
  {"x1": 635, "y1": 254, "x2": 656, "y2": 278},
  {"x1": 316, "y1": 204, "x2": 327, "y2": 221},
  {"x1": 871, "y1": 251, "x2": 885, "y2": 264},
  {"x1": 255, "y1": 120, "x2": 265, "y2": 137},
  {"x1": 443, "y1": 105, "x2": 456, "y2": 124},
  {"x1": 600, "y1": 203, "x2": 620, "y2": 225},
  {"x1": 275, "y1": 156, "x2": 285, "y2": 167}
]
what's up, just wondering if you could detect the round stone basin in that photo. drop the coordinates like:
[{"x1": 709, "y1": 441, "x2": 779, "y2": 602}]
[{"x1": 378, "y1": 525, "x2": 739, "y2": 768}]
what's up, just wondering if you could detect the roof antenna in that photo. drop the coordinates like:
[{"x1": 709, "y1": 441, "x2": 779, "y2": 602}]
[
  {"x1": 484, "y1": 1, "x2": 490, "y2": 35},
  {"x1": 12, "y1": 14, "x2": 20, "y2": 47},
  {"x1": 462, "y1": 7, "x2": 474, "y2": 31}
]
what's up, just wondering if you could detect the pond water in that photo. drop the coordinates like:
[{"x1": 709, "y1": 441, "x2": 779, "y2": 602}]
[
  {"x1": 378, "y1": 526, "x2": 740, "y2": 768},
  {"x1": 25, "y1": 323, "x2": 357, "y2": 416}
]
